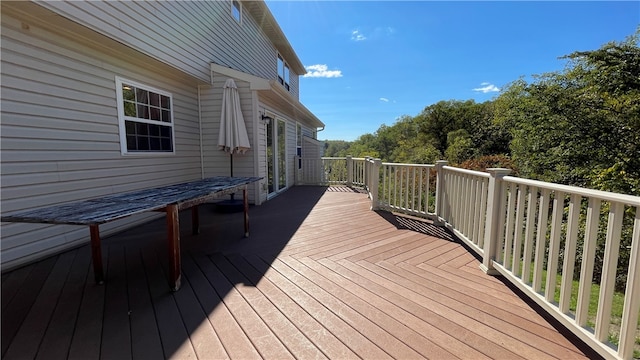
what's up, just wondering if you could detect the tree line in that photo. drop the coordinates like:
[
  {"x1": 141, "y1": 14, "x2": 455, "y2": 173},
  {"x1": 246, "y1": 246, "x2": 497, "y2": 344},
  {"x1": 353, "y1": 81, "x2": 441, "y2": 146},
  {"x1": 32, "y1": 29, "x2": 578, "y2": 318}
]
[{"x1": 324, "y1": 30, "x2": 639, "y2": 197}]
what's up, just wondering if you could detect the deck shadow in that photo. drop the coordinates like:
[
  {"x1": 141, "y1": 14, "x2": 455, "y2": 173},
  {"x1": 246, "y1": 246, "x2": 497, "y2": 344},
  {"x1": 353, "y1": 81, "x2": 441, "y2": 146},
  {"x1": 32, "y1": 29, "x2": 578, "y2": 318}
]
[{"x1": 375, "y1": 210, "x2": 456, "y2": 241}]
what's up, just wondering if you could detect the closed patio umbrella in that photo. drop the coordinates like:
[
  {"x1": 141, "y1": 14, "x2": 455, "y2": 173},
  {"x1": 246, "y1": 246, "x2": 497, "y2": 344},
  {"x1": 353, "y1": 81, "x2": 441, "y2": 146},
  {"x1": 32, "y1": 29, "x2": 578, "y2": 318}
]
[{"x1": 218, "y1": 78, "x2": 251, "y2": 177}]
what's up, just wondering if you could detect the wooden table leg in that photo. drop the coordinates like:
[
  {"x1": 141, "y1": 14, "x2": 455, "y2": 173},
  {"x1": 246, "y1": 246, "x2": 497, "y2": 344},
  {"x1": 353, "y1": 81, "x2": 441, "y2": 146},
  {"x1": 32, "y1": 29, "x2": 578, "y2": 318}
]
[
  {"x1": 89, "y1": 224, "x2": 104, "y2": 284},
  {"x1": 166, "y1": 204, "x2": 181, "y2": 291},
  {"x1": 243, "y1": 187, "x2": 249, "y2": 238},
  {"x1": 191, "y1": 206, "x2": 200, "y2": 235}
]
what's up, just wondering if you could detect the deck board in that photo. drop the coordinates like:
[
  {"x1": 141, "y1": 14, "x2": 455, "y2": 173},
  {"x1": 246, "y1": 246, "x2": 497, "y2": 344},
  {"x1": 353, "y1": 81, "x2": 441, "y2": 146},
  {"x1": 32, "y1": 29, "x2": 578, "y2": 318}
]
[
  {"x1": 4, "y1": 251, "x2": 75, "y2": 360},
  {"x1": 36, "y1": 247, "x2": 91, "y2": 360},
  {"x1": 126, "y1": 247, "x2": 165, "y2": 360},
  {"x1": 0, "y1": 186, "x2": 596, "y2": 359}
]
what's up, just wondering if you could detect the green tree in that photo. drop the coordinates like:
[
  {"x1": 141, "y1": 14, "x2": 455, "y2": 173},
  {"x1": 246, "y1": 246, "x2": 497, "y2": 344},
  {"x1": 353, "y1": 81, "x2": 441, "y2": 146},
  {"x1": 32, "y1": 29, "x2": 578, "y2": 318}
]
[
  {"x1": 445, "y1": 129, "x2": 475, "y2": 164},
  {"x1": 495, "y1": 30, "x2": 640, "y2": 195},
  {"x1": 324, "y1": 140, "x2": 352, "y2": 157}
]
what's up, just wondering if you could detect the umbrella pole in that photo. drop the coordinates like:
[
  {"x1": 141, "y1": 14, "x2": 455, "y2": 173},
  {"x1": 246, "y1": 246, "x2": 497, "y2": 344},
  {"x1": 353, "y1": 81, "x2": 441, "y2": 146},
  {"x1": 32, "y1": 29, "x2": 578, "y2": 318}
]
[{"x1": 230, "y1": 153, "x2": 235, "y2": 201}]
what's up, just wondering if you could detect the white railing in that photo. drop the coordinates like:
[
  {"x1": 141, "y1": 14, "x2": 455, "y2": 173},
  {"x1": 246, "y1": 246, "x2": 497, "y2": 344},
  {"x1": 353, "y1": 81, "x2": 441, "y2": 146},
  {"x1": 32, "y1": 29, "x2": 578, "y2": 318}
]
[
  {"x1": 489, "y1": 175, "x2": 640, "y2": 360},
  {"x1": 437, "y1": 164, "x2": 492, "y2": 256},
  {"x1": 377, "y1": 161, "x2": 436, "y2": 218},
  {"x1": 298, "y1": 156, "x2": 640, "y2": 359},
  {"x1": 295, "y1": 156, "x2": 367, "y2": 187}
]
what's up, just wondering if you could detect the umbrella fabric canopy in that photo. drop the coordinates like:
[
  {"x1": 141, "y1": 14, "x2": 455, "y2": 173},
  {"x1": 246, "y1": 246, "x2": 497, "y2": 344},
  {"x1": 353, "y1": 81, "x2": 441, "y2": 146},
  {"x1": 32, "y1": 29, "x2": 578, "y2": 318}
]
[{"x1": 218, "y1": 78, "x2": 251, "y2": 176}]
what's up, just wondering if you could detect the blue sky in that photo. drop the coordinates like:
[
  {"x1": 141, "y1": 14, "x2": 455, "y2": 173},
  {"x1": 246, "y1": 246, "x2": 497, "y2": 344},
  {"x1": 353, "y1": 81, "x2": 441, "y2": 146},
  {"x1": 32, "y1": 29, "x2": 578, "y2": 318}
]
[{"x1": 265, "y1": 1, "x2": 639, "y2": 141}]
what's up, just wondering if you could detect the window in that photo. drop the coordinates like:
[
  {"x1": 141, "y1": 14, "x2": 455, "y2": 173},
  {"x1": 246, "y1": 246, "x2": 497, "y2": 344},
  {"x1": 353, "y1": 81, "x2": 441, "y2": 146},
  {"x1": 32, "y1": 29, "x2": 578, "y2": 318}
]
[
  {"x1": 116, "y1": 77, "x2": 174, "y2": 154},
  {"x1": 277, "y1": 55, "x2": 290, "y2": 91},
  {"x1": 232, "y1": 0, "x2": 241, "y2": 23}
]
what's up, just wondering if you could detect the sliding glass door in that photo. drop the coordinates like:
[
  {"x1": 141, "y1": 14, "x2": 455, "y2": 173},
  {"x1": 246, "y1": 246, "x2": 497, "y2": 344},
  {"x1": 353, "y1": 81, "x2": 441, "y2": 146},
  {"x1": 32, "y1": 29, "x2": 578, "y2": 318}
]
[{"x1": 266, "y1": 117, "x2": 287, "y2": 195}]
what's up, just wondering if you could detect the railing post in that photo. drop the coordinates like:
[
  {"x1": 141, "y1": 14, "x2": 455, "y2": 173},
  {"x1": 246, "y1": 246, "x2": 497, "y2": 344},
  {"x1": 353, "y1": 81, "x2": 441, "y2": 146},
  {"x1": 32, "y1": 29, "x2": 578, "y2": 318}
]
[
  {"x1": 346, "y1": 155, "x2": 353, "y2": 187},
  {"x1": 434, "y1": 160, "x2": 448, "y2": 219},
  {"x1": 481, "y1": 168, "x2": 512, "y2": 275},
  {"x1": 370, "y1": 158, "x2": 381, "y2": 210},
  {"x1": 365, "y1": 156, "x2": 371, "y2": 187}
]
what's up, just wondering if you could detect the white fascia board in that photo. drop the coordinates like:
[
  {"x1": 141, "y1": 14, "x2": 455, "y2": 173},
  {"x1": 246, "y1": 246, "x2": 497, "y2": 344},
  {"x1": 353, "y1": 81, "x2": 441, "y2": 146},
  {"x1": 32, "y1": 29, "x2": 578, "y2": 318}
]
[{"x1": 209, "y1": 63, "x2": 271, "y2": 90}]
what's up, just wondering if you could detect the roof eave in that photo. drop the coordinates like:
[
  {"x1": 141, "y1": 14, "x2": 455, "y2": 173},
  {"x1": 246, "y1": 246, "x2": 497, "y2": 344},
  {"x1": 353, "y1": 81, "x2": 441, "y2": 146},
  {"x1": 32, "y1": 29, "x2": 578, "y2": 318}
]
[{"x1": 242, "y1": 1, "x2": 306, "y2": 75}]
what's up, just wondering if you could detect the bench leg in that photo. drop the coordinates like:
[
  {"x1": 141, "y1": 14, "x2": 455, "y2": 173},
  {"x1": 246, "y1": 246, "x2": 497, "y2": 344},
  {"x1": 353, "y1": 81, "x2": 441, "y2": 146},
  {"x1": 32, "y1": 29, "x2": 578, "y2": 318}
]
[
  {"x1": 243, "y1": 188, "x2": 249, "y2": 238},
  {"x1": 167, "y1": 204, "x2": 181, "y2": 291},
  {"x1": 89, "y1": 224, "x2": 104, "y2": 284},
  {"x1": 192, "y1": 206, "x2": 200, "y2": 235}
]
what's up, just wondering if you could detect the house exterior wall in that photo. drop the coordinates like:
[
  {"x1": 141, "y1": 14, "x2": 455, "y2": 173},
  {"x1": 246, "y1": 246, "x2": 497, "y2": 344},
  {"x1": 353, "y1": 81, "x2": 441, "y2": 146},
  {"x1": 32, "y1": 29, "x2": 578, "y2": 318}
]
[
  {"x1": 0, "y1": 9, "x2": 203, "y2": 270},
  {"x1": 34, "y1": 0, "x2": 301, "y2": 99},
  {"x1": 0, "y1": 0, "x2": 320, "y2": 270},
  {"x1": 303, "y1": 136, "x2": 324, "y2": 159}
]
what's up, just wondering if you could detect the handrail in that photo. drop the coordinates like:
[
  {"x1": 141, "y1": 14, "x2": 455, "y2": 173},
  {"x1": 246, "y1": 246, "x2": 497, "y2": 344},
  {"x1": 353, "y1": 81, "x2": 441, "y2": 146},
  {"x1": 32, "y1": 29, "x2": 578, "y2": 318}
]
[{"x1": 504, "y1": 176, "x2": 640, "y2": 206}]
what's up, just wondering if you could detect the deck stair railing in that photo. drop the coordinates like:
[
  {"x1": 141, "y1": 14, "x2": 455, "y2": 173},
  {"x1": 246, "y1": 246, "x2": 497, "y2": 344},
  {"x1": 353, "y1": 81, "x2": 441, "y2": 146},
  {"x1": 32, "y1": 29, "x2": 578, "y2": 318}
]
[{"x1": 298, "y1": 156, "x2": 640, "y2": 360}]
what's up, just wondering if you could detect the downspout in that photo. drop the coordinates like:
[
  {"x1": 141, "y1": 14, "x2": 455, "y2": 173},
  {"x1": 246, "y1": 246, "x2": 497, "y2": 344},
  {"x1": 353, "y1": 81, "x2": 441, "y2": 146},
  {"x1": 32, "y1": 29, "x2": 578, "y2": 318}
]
[{"x1": 198, "y1": 84, "x2": 204, "y2": 179}]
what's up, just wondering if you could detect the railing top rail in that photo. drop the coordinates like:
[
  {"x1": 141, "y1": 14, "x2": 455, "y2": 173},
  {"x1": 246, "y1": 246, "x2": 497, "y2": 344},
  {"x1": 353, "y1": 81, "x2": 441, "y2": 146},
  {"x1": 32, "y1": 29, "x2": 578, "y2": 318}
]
[
  {"x1": 381, "y1": 162, "x2": 434, "y2": 168},
  {"x1": 321, "y1": 157, "x2": 349, "y2": 160},
  {"x1": 442, "y1": 166, "x2": 491, "y2": 179},
  {"x1": 503, "y1": 175, "x2": 640, "y2": 206}
]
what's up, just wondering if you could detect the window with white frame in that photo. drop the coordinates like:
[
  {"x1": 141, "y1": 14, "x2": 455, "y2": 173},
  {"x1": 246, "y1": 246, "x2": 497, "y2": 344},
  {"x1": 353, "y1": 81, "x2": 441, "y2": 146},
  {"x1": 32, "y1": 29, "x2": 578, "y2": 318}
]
[
  {"x1": 277, "y1": 54, "x2": 290, "y2": 91},
  {"x1": 116, "y1": 77, "x2": 174, "y2": 154},
  {"x1": 232, "y1": 0, "x2": 241, "y2": 23}
]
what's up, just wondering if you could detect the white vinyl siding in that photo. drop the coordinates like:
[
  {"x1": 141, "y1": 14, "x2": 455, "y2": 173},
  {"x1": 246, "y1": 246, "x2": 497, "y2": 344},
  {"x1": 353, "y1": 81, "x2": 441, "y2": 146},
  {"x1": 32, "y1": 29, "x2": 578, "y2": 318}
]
[
  {"x1": 34, "y1": 1, "x2": 300, "y2": 98},
  {"x1": 303, "y1": 136, "x2": 323, "y2": 160},
  {"x1": 0, "y1": 11, "x2": 202, "y2": 270}
]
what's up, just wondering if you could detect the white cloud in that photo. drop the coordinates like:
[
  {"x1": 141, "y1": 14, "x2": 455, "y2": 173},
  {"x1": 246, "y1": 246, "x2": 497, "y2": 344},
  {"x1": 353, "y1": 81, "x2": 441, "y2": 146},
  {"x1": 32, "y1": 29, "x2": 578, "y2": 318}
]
[
  {"x1": 303, "y1": 64, "x2": 343, "y2": 78},
  {"x1": 379, "y1": 97, "x2": 389, "y2": 102},
  {"x1": 351, "y1": 29, "x2": 366, "y2": 41},
  {"x1": 473, "y1": 82, "x2": 500, "y2": 93}
]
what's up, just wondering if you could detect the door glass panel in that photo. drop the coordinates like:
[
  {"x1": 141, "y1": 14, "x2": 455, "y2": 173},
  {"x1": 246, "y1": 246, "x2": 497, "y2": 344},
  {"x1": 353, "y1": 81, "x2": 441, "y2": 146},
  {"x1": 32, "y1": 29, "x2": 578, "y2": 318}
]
[
  {"x1": 278, "y1": 119, "x2": 286, "y2": 190},
  {"x1": 267, "y1": 118, "x2": 274, "y2": 193}
]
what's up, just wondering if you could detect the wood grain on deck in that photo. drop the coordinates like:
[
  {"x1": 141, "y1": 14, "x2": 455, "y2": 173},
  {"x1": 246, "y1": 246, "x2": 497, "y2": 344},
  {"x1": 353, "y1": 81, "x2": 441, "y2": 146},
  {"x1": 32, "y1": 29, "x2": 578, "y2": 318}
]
[{"x1": 1, "y1": 186, "x2": 595, "y2": 359}]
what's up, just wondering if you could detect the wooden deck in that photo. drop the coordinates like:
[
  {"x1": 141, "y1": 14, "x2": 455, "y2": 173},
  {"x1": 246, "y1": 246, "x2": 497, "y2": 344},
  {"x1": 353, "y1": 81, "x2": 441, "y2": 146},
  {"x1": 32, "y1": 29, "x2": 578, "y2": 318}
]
[{"x1": 1, "y1": 186, "x2": 598, "y2": 359}]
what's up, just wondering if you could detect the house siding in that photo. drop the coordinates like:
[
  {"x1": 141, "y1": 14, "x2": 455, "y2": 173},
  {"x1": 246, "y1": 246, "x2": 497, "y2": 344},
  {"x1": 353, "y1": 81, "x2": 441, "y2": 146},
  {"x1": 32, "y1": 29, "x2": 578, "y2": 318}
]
[
  {"x1": 35, "y1": 0, "x2": 301, "y2": 99},
  {"x1": 0, "y1": 10, "x2": 202, "y2": 269}
]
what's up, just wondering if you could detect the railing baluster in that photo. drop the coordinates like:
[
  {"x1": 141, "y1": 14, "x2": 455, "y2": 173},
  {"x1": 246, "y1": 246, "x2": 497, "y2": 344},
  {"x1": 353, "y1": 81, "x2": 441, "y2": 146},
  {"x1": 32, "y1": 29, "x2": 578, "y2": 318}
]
[
  {"x1": 576, "y1": 198, "x2": 601, "y2": 326},
  {"x1": 495, "y1": 182, "x2": 508, "y2": 264},
  {"x1": 394, "y1": 165, "x2": 398, "y2": 210},
  {"x1": 455, "y1": 172, "x2": 462, "y2": 227},
  {"x1": 512, "y1": 186, "x2": 526, "y2": 276},
  {"x1": 595, "y1": 202, "x2": 624, "y2": 342},
  {"x1": 618, "y1": 206, "x2": 640, "y2": 359},
  {"x1": 404, "y1": 166, "x2": 409, "y2": 210},
  {"x1": 418, "y1": 167, "x2": 424, "y2": 213},
  {"x1": 559, "y1": 194, "x2": 581, "y2": 313},
  {"x1": 470, "y1": 177, "x2": 479, "y2": 245},
  {"x1": 463, "y1": 176, "x2": 471, "y2": 238},
  {"x1": 426, "y1": 167, "x2": 431, "y2": 214},
  {"x1": 504, "y1": 183, "x2": 517, "y2": 268},
  {"x1": 411, "y1": 167, "x2": 416, "y2": 212},
  {"x1": 382, "y1": 164, "x2": 387, "y2": 207},
  {"x1": 533, "y1": 188, "x2": 550, "y2": 292},
  {"x1": 545, "y1": 191, "x2": 565, "y2": 302},
  {"x1": 522, "y1": 186, "x2": 538, "y2": 284},
  {"x1": 477, "y1": 178, "x2": 488, "y2": 249}
]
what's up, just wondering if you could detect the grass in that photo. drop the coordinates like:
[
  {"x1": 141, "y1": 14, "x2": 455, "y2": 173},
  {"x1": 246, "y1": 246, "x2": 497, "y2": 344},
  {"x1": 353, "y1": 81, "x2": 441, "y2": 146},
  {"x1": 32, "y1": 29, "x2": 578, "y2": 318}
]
[{"x1": 537, "y1": 270, "x2": 640, "y2": 358}]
